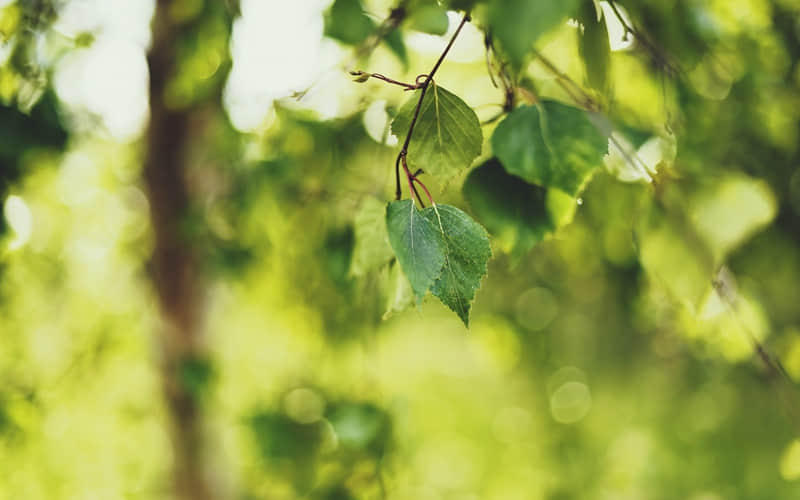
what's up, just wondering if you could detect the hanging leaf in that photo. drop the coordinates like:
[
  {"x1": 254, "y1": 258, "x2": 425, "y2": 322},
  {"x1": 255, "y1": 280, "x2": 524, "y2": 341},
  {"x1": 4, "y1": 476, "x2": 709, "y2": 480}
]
[
  {"x1": 350, "y1": 197, "x2": 394, "y2": 276},
  {"x1": 488, "y1": 0, "x2": 581, "y2": 69},
  {"x1": 385, "y1": 199, "x2": 491, "y2": 325},
  {"x1": 463, "y1": 159, "x2": 577, "y2": 259},
  {"x1": 407, "y1": 3, "x2": 449, "y2": 35},
  {"x1": 385, "y1": 199, "x2": 446, "y2": 303},
  {"x1": 424, "y1": 204, "x2": 491, "y2": 326},
  {"x1": 578, "y1": 0, "x2": 611, "y2": 92},
  {"x1": 391, "y1": 85, "x2": 482, "y2": 178},
  {"x1": 491, "y1": 100, "x2": 607, "y2": 195}
]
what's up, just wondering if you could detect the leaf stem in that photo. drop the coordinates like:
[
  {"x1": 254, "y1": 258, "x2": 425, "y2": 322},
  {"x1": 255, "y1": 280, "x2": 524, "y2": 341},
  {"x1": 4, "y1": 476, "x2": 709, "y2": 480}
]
[{"x1": 395, "y1": 12, "x2": 471, "y2": 200}]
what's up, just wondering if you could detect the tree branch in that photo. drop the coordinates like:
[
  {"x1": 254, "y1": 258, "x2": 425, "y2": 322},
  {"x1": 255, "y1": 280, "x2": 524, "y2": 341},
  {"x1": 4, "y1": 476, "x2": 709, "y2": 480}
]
[{"x1": 394, "y1": 12, "x2": 471, "y2": 201}]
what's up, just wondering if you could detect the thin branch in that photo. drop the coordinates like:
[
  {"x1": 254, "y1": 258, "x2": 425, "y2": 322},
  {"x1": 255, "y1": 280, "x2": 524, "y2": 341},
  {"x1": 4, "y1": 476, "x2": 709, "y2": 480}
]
[
  {"x1": 531, "y1": 48, "x2": 599, "y2": 111},
  {"x1": 606, "y1": 0, "x2": 681, "y2": 78},
  {"x1": 394, "y1": 12, "x2": 471, "y2": 200},
  {"x1": 350, "y1": 71, "x2": 421, "y2": 91}
]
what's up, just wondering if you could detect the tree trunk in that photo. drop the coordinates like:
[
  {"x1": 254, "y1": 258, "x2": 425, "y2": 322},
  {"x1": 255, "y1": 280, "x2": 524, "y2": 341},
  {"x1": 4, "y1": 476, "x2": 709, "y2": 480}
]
[{"x1": 144, "y1": 2, "x2": 213, "y2": 499}]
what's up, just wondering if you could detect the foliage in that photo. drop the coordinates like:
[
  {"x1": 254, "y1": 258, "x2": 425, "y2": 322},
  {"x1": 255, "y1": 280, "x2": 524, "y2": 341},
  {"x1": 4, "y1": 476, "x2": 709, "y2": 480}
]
[{"x1": 2, "y1": 0, "x2": 800, "y2": 499}]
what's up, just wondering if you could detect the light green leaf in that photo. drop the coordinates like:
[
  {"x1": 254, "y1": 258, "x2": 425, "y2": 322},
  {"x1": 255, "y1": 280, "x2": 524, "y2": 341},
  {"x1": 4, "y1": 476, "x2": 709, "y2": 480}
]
[
  {"x1": 350, "y1": 197, "x2": 394, "y2": 276},
  {"x1": 491, "y1": 100, "x2": 608, "y2": 195},
  {"x1": 408, "y1": 4, "x2": 449, "y2": 35},
  {"x1": 638, "y1": 203, "x2": 715, "y2": 308},
  {"x1": 424, "y1": 204, "x2": 491, "y2": 326},
  {"x1": 383, "y1": 262, "x2": 414, "y2": 319},
  {"x1": 578, "y1": 0, "x2": 610, "y2": 92},
  {"x1": 488, "y1": 0, "x2": 581, "y2": 68},
  {"x1": 386, "y1": 199, "x2": 446, "y2": 302},
  {"x1": 392, "y1": 85, "x2": 482, "y2": 178},
  {"x1": 463, "y1": 159, "x2": 576, "y2": 260},
  {"x1": 689, "y1": 174, "x2": 777, "y2": 262}
]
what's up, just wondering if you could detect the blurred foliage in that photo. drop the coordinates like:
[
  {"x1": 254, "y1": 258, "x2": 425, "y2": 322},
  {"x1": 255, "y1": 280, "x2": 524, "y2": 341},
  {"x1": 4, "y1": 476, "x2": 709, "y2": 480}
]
[{"x1": 2, "y1": 0, "x2": 800, "y2": 499}]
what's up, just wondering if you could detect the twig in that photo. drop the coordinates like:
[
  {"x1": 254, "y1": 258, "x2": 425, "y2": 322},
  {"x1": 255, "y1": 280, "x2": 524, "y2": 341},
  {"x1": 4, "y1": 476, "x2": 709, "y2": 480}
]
[
  {"x1": 393, "y1": 12, "x2": 472, "y2": 201},
  {"x1": 350, "y1": 71, "x2": 422, "y2": 91},
  {"x1": 531, "y1": 48, "x2": 599, "y2": 111},
  {"x1": 606, "y1": 0, "x2": 681, "y2": 78}
]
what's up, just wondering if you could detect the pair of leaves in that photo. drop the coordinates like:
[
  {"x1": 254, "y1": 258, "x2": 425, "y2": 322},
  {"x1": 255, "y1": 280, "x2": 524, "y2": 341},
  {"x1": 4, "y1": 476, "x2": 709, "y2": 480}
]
[
  {"x1": 463, "y1": 100, "x2": 607, "y2": 258},
  {"x1": 386, "y1": 200, "x2": 490, "y2": 326}
]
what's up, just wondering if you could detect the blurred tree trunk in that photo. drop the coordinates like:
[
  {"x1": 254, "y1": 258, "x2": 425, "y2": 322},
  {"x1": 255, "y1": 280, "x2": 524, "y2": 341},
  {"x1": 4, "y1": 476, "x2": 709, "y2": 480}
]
[{"x1": 143, "y1": 1, "x2": 234, "y2": 499}]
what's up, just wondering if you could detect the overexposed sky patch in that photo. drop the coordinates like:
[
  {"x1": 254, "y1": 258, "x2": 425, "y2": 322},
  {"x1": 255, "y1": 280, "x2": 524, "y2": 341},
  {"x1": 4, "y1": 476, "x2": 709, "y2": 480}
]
[{"x1": 225, "y1": 0, "x2": 341, "y2": 131}]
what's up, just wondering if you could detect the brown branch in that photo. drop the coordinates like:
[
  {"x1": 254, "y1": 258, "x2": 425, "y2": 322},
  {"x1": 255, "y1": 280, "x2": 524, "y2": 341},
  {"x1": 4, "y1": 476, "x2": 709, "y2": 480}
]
[{"x1": 394, "y1": 12, "x2": 471, "y2": 201}]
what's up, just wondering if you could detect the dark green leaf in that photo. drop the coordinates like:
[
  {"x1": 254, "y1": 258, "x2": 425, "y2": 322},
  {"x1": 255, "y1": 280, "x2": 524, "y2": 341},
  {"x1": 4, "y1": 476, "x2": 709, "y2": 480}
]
[
  {"x1": 407, "y1": 4, "x2": 449, "y2": 35},
  {"x1": 384, "y1": 28, "x2": 408, "y2": 66},
  {"x1": 392, "y1": 85, "x2": 482, "y2": 178},
  {"x1": 324, "y1": 0, "x2": 374, "y2": 45},
  {"x1": 385, "y1": 199, "x2": 446, "y2": 303},
  {"x1": 464, "y1": 159, "x2": 555, "y2": 259},
  {"x1": 491, "y1": 100, "x2": 607, "y2": 195},
  {"x1": 488, "y1": 0, "x2": 581, "y2": 68},
  {"x1": 424, "y1": 204, "x2": 491, "y2": 326},
  {"x1": 578, "y1": 0, "x2": 610, "y2": 92}
]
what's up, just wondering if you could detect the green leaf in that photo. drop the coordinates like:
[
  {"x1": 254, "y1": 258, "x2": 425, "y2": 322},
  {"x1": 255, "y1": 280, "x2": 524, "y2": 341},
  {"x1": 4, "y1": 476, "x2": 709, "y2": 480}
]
[
  {"x1": 392, "y1": 85, "x2": 482, "y2": 178},
  {"x1": 638, "y1": 205, "x2": 715, "y2": 308},
  {"x1": 464, "y1": 159, "x2": 574, "y2": 259},
  {"x1": 350, "y1": 197, "x2": 394, "y2": 276},
  {"x1": 424, "y1": 204, "x2": 491, "y2": 326},
  {"x1": 578, "y1": 0, "x2": 610, "y2": 92},
  {"x1": 408, "y1": 4, "x2": 449, "y2": 35},
  {"x1": 324, "y1": 0, "x2": 374, "y2": 45},
  {"x1": 384, "y1": 28, "x2": 409, "y2": 66},
  {"x1": 488, "y1": 0, "x2": 581, "y2": 68},
  {"x1": 688, "y1": 174, "x2": 777, "y2": 262},
  {"x1": 491, "y1": 100, "x2": 607, "y2": 195},
  {"x1": 385, "y1": 199, "x2": 446, "y2": 303}
]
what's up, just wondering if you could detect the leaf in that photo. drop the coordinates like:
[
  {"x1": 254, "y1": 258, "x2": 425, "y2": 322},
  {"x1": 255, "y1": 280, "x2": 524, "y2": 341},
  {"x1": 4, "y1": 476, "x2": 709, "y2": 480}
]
[
  {"x1": 578, "y1": 0, "x2": 610, "y2": 92},
  {"x1": 385, "y1": 199, "x2": 491, "y2": 325},
  {"x1": 491, "y1": 100, "x2": 607, "y2": 196},
  {"x1": 391, "y1": 85, "x2": 482, "y2": 178},
  {"x1": 488, "y1": 0, "x2": 581, "y2": 68},
  {"x1": 350, "y1": 197, "x2": 394, "y2": 276},
  {"x1": 324, "y1": 0, "x2": 374, "y2": 45},
  {"x1": 605, "y1": 130, "x2": 675, "y2": 183},
  {"x1": 385, "y1": 199, "x2": 446, "y2": 303},
  {"x1": 383, "y1": 262, "x2": 414, "y2": 319},
  {"x1": 464, "y1": 159, "x2": 575, "y2": 259},
  {"x1": 424, "y1": 204, "x2": 491, "y2": 326},
  {"x1": 688, "y1": 174, "x2": 777, "y2": 262},
  {"x1": 408, "y1": 4, "x2": 449, "y2": 35},
  {"x1": 638, "y1": 200, "x2": 715, "y2": 307},
  {"x1": 323, "y1": 0, "x2": 408, "y2": 65},
  {"x1": 384, "y1": 28, "x2": 409, "y2": 66}
]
